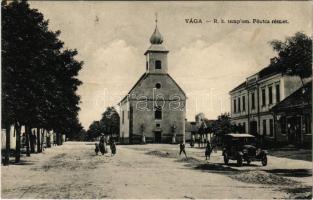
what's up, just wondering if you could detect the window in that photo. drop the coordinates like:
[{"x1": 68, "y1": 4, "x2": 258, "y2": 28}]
[
  {"x1": 276, "y1": 84, "x2": 280, "y2": 103},
  {"x1": 122, "y1": 111, "x2": 124, "y2": 124},
  {"x1": 156, "y1": 123, "x2": 160, "y2": 127},
  {"x1": 262, "y1": 88, "x2": 266, "y2": 106},
  {"x1": 251, "y1": 92, "x2": 255, "y2": 110},
  {"x1": 263, "y1": 120, "x2": 267, "y2": 135},
  {"x1": 269, "y1": 119, "x2": 274, "y2": 136},
  {"x1": 155, "y1": 83, "x2": 161, "y2": 89},
  {"x1": 233, "y1": 99, "x2": 237, "y2": 113},
  {"x1": 155, "y1": 106, "x2": 162, "y2": 119},
  {"x1": 242, "y1": 96, "x2": 246, "y2": 111},
  {"x1": 155, "y1": 60, "x2": 162, "y2": 69},
  {"x1": 238, "y1": 97, "x2": 241, "y2": 112},
  {"x1": 268, "y1": 86, "x2": 273, "y2": 105},
  {"x1": 146, "y1": 61, "x2": 148, "y2": 70},
  {"x1": 243, "y1": 122, "x2": 246, "y2": 133}
]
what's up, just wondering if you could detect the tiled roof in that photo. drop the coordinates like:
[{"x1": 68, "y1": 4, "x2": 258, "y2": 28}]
[
  {"x1": 271, "y1": 81, "x2": 312, "y2": 112},
  {"x1": 230, "y1": 63, "x2": 284, "y2": 93},
  {"x1": 258, "y1": 64, "x2": 284, "y2": 79},
  {"x1": 229, "y1": 81, "x2": 246, "y2": 93}
]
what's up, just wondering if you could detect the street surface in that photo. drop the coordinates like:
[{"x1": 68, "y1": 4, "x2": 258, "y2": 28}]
[{"x1": 2, "y1": 142, "x2": 312, "y2": 199}]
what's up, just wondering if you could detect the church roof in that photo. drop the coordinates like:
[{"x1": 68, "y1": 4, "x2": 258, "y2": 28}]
[
  {"x1": 119, "y1": 73, "x2": 147, "y2": 104},
  {"x1": 144, "y1": 44, "x2": 169, "y2": 55},
  {"x1": 118, "y1": 73, "x2": 186, "y2": 105}
]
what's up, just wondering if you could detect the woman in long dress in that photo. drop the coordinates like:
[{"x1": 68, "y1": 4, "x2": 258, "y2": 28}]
[
  {"x1": 110, "y1": 140, "x2": 116, "y2": 156},
  {"x1": 99, "y1": 135, "x2": 106, "y2": 155}
]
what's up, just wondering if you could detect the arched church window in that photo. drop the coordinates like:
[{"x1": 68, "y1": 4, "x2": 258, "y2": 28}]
[
  {"x1": 155, "y1": 83, "x2": 161, "y2": 89},
  {"x1": 155, "y1": 60, "x2": 162, "y2": 69},
  {"x1": 155, "y1": 106, "x2": 162, "y2": 120}
]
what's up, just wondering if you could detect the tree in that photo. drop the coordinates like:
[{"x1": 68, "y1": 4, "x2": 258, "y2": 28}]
[
  {"x1": 86, "y1": 107, "x2": 120, "y2": 141},
  {"x1": 86, "y1": 121, "x2": 102, "y2": 141},
  {"x1": 212, "y1": 113, "x2": 232, "y2": 136},
  {"x1": 2, "y1": 0, "x2": 83, "y2": 162},
  {"x1": 100, "y1": 107, "x2": 120, "y2": 137},
  {"x1": 270, "y1": 32, "x2": 312, "y2": 85},
  {"x1": 72, "y1": 129, "x2": 87, "y2": 141}
]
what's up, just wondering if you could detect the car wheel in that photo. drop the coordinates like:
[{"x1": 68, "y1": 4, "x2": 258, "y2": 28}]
[
  {"x1": 262, "y1": 154, "x2": 267, "y2": 166},
  {"x1": 223, "y1": 153, "x2": 229, "y2": 165},
  {"x1": 237, "y1": 155, "x2": 243, "y2": 167}
]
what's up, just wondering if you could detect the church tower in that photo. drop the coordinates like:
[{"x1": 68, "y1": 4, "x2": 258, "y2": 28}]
[
  {"x1": 119, "y1": 17, "x2": 186, "y2": 144},
  {"x1": 144, "y1": 17, "x2": 169, "y2": 74}
]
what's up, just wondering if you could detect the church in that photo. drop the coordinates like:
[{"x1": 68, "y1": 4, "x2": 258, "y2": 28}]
[{"x1": 118, "y1": 19, "x2": 186, "y2": 144}]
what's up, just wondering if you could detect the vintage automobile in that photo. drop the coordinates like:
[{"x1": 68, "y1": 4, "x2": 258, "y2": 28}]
[{"x1": 222, "y1": 133, "x2": 267, "y2": 166}]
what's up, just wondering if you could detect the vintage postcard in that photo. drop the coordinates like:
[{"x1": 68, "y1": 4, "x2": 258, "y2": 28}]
[{"x1": 1, "y1": 1, "x2": 312, "y2": 199}]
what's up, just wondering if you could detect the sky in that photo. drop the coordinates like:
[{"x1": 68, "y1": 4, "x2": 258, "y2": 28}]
[{"x1": 29, "y1": 1, "x2": 312, "y2": 129}]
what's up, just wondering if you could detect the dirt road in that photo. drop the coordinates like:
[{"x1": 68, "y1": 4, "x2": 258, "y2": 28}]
[{"x1": 2, "y1": 142, "x2": 312, "y2": 199}]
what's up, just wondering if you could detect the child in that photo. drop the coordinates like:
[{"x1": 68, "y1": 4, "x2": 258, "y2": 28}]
[
  {"x1": 95, "y1": 143, "x2": 99, "y2": 155},
  {"x1": 110, "y1": 141, "x2": 116, "y2": 156}
]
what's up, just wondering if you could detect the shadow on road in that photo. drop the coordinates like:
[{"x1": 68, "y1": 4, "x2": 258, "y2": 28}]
[
  {"x1": 281, "y1": 186, "x2": 312, "y2": 199},
  {"x1": 8, "y1": 159, "x2": 35, "y2": 166},
  {"x1": 264, "y1": 168, "x2": 312, "y2": 178},
  {"x1": 195, "y1": 163, "x2": 239, "y2": 174},
  {"x1": 225, "y1": 162, "x2": 259, "y2": 167}
]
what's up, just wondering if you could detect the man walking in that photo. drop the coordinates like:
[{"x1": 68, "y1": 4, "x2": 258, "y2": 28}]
[{"x1": 179, "y1": 142, "x2": 187, "y2": 158}]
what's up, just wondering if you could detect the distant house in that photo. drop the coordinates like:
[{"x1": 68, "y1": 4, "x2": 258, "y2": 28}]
[
  {"x1": 185, "y1": 121, "x2": 197, "y2": 142},
  {"x1": 229, "y1": 58, "x2": 310, "y2": 142},
  {"x1": 271, "y1": 81, "x2": 312, "y2": 146},
  {"x1": 186, "y1": 115, "x2": 216, "y2": 144}
]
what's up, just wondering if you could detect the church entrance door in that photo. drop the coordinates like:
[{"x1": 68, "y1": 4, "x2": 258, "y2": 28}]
[{"x1": 154, "y1": 131, "x2": 162, "y2": 143}]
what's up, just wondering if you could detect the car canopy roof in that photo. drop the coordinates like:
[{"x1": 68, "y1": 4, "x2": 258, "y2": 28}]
[{"x1": 225, "y1": 133, "x2": 255, "y2": 138}]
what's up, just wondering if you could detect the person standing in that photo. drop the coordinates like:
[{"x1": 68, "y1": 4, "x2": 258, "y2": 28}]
[
  {"x1": 197, "y1": 134, "x2": 201, "y2": 148},
  {"x1": 179, "y1": 142, "x2": 187, "y2": 158},
  {"x1": 190, "y1": 136, "x2": 195, "y2": 148},
  {"x1": 205, "y1": 141, "x2": 212, "y2": 160},
  {"x1": 95, "y1": 143, "x2": 99, "y2": 155},
  {"x1": 99, "y1": 134, "x2": 106, "y2": 155},
  {"x1": 110, "y1": 140, "x2": 116, "y2": 156}
]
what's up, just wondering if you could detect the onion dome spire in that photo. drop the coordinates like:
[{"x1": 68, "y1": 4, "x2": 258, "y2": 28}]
[{"x1": 149, "y1": 13, "x2": 163, "y2": 44}]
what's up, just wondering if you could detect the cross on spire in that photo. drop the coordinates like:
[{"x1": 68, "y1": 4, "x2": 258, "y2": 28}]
[
  {"x1": 155, "y1": 12, "x2": 158, "y2": 27},
  {"x1": 149, "y1": 12, "x2": 163, "y2": 45}
]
